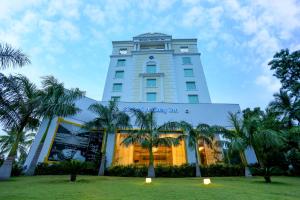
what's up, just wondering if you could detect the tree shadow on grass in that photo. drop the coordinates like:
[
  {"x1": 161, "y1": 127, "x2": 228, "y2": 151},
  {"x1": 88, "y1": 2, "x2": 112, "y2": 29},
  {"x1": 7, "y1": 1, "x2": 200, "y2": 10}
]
[{"x1": 251, "y1": 180, "x2": 291, "y2": 186}]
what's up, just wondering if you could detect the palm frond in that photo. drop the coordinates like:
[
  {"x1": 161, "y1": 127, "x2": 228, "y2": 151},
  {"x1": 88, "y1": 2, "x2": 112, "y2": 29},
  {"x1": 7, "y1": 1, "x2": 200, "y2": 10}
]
[{"x1": 0, "y1": 43, "x2": 31, "y2": 69}]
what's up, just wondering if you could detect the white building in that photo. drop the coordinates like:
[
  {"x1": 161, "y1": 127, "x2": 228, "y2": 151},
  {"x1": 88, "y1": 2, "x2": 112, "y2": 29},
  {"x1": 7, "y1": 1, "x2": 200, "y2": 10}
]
[{"x1": 24, "y1": 33, "x2": 257, "y2": 171}]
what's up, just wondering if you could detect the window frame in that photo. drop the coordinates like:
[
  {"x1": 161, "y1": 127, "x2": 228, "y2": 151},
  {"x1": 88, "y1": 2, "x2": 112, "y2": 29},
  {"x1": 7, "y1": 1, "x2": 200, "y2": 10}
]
[
  {"x1": 119, "y1": 48, "x2": 128, "y2": 55},
  {"x1": 184, "y1": 68, "x2": 194, "y2": 77},
  {"x1": 146, "y1": 64, "x2": 157, "y2": 73},
  {"x1": 112, "y1": 83, "x2": 123, "y2": 92},
  {"x1": 182, "y1": 57, "x2": 192, "y2": 65},
  {"x1": 186, "y1": 81, "x2": 196, "y2": 91},
  {"x1": 114, "y1": 70, "x2": 124, "y2": 79},
  {"x1": 111, "y1": 96, "x2": 121, "y2": 102},
  {"x1": 117, "y1": 59, "x2": 126, "y2": 67},
  {"x1": 180, "y1": 46, "x2": 189, "y2": 53},
  {"x1": 146, "y1": 92, "x2": 157, "y2": 102},
  {"x1": 188, "y1": 95, "x2": 199, "y2": 104},
  {"x1": 146, "y1": 79, "x2": 157, "y2": 88}
]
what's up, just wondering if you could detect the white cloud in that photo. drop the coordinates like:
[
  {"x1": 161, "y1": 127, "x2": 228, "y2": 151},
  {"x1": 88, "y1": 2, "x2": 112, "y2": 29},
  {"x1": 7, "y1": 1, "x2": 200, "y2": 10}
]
[
  {"x1": 255, "y1": 74, "x2": 281, "y2": 93},
  {"x1": 46, "y1": 0, "x2": 81, "y2": 19},
  {"x1": 84, "y1": 5, "x2": 106, "y2": 25}
]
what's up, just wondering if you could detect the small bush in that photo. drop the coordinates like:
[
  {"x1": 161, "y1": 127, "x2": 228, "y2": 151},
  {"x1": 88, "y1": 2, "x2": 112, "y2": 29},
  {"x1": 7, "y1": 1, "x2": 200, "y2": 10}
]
[
  {"x1": 106, "y1": 164, "x2": 244, "y2": 177},
  {"x1": 35, "y1": 162, "x2": 98, "y2": 175}
]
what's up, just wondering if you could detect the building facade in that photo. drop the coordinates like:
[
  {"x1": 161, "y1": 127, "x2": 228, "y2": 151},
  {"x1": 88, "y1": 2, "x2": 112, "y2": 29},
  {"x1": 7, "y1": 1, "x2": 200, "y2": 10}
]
[{"x1": 24, "y1": 33, "x2": 257, "y2": 171}]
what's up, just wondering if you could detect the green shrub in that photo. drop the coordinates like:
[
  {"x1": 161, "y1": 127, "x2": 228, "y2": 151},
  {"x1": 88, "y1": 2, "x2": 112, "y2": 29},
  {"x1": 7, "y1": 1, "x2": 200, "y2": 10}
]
[
  {"x1": 35, "y1": 161, "x2": 98, "y2": 175},
  {"x1": 106, "y1": 164, "x2": 244, "y2": 177}
]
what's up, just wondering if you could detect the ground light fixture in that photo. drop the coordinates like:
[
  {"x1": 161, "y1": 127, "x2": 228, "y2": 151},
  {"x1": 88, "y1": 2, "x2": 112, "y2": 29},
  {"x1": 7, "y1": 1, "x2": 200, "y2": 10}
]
[
  {"x1": 145, "y1": 177, "x2": 152, "y2": 183},
  {"x1": 203, "y1": 178, "x2": 211, "y2": 185}
]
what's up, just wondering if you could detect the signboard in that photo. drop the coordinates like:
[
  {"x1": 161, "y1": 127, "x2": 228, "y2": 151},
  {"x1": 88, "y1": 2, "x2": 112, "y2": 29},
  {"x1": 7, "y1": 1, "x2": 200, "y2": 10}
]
[
  {"x1": 123, "y1": 107, "x2": 178, "y2": 114},
  {"x1": 47, "y1": 120, "x2": 103, "y2": 162}
]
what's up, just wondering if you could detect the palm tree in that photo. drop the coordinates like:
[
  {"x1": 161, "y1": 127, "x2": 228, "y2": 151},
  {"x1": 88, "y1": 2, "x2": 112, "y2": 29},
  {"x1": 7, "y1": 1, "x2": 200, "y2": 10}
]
[
  {"x1": 224, "y1": 112, "x2": 254, "y2": 176},
  {"x1": 0, "y1": 130, "x2": 35, "y2": 163},
  {"x1": 84, "y1": 100, "x2": 130, "y2": 176},
  {"x1": 121, "y1": 109, "x2": 185, "y2": 178},
  {"x1": 179, "y1": 121, "x2": 217, "y2": 177},
  {"x1": 25, "y1": 76, "x2": 85, "y2": 175},
  {"x1": 0, "y1": 74, "x2": 41, "y2": 179},
  {"x1": 0, "y1": 43, "x2": 30, "y2": 69},
  {"x1": 269, "y1": 89, "x2": 300, "y2": 126},
  {"x1": 251, "y1": 109, "x2": 285, "y2": 183}
]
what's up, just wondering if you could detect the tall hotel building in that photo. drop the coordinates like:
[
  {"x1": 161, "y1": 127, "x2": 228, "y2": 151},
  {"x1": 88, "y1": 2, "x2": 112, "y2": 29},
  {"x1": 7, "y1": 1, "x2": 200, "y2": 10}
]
[{"x1": 24, "y1": 33, "x2": 257, "y2": 170}]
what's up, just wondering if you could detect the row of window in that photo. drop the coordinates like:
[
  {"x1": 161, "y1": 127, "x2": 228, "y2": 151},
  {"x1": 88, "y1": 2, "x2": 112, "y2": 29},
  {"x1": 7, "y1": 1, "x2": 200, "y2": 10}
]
[
  {"x1": 113, "y1": 77, "x2": 195, "y2": 91},
  {"x1": 116, "y1": 57, "x2": 192, "y2": 68},
  {"x1": 111, "y1": 93, "x2": 199, "y2": 103},
  {"x1": 114, "y1": 69, "x2": 193, "y2": 80},
  {"x1": 118, "y1": 46, "x2": 190, "y2": 55}
]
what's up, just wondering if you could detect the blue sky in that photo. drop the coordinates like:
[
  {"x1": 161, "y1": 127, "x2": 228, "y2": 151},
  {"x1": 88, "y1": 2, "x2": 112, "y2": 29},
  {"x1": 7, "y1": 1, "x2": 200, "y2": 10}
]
[{"x1": 1, "y1": 0, "x2": 300, "y2": 110}]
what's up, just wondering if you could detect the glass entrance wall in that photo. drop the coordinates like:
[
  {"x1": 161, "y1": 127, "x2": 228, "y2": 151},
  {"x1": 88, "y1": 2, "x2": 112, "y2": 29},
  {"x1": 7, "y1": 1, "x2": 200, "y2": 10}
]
[{"x1": 113, "y1": 132, "x2": 187, "y2": 166}]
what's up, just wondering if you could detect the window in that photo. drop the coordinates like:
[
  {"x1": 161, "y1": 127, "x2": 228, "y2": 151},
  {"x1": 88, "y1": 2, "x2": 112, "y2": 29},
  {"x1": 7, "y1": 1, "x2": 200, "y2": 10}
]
[
  {"x1": 188, "y1": 95, "x2": 199, "y2": 104},
  {"x1": 113, "y1": 83, "x2": 122, "y2": 92},
  {"x1": 119, "y1": 48, "x2": 127, "y2": 55},
  {"x1": 146, "y1": 79, "x2": 156, "y2": 88},
  {"x1": 117, "y1": 59, "x2": 126, "y2": 67},
  {"x1": 147, "y1": 92, "x2": 157, "y2": 102},
  {"x1": 180, "y1": 46, "x2": 189, "y2": 53},
  {"x1": 186, "y1": 81, "x2": 196, "y2": 91},
  {"x1": 146, "y1": 64, "x2": 156, "y2": 73},
  {"x1": 115, "y1": 71, "x2": 124, "y2": 79},
  {"x1": 111, "y1": 96, "x2": 121, "y2": 101},
  {"x1": 184, "y1": 69, "x2": 194, "y2": 77},
  {"x1": 182, "y1": 57, "x2": 191, "y2": 65}
]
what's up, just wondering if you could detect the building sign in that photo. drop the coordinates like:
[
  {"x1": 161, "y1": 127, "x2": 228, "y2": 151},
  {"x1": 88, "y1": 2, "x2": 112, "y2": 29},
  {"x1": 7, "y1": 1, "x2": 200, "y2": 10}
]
[
  {"x1": 123, "y1": 107, "x2": 178, "y2": 114},
  {"x1": 47, "y1": 120, "x2": 103, "y2": 162}
]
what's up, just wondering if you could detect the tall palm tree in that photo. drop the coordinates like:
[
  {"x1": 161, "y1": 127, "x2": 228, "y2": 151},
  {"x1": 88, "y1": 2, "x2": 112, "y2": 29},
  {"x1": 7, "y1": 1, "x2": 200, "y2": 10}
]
[
  {"x1": 121, "y1": 109, "x2": 185, "y2": 178},
  {"x1": 269, "y1": 89, "x2": 300, "y2": 126},
  {"x1": 179, "y1": 121, "x2": 217, "y2": 177},
  {"x1": 224, "y1": 112, "x2": 254, "y2": 176},
  {"x1": 0, "y1": 43, "x2": 30, "y2": 70},
  {"x1": 251, "y1": 109, "x2": 285, "y2": 183},
  {"x1": 0, "y1": 74, "x2": 41, "y2": 179},
  {"x1": 0, "y1": 130, "x2": 35, "y2": 163},
  {"x1": 25, "y1": 76, "x2": 85, "y2": 175},
  {"x1": 84, "y1": 100, "x2": 130, "y2": 176}
]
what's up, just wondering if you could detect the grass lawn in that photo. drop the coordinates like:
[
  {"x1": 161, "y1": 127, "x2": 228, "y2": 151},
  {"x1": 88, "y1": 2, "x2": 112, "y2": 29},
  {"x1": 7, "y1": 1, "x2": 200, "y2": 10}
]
[{"x1": 0, "y1": 176, "x2": 299, "y2": 200}]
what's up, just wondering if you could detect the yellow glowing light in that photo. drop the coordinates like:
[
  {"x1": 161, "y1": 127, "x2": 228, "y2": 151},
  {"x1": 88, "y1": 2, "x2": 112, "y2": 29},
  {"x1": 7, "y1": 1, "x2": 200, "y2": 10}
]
[
  {"x1": 145, "y1": 178, "x2": 152, "y2": 183},
  {"x1": 203, "y1": 178, "x2": 211, "y2": 185},
  {"x1": 152, "y1": 147, "x2": 158, "y2": 152},
  {"x1": 198, "y1": 146, "x2": 204, "y2": 151}
]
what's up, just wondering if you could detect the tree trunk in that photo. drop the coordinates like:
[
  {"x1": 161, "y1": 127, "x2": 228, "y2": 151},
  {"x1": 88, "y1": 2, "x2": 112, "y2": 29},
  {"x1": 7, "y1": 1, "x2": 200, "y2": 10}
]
[
  {"x1": 264, "y1": 167, "x2": 271, "y2": 183},
  {"x1": 195, "y1": 145, "x2": 201, "y2": 177},
  {"x1": 25, "y1": 118, "x2": 52, "y2": 176},
  {"x1": 70, "y1": 174, "x2": 77, "y2": 182},
  {"x1": 240, "y1": 151, "x2": 252, "y2": 177},
  {"x1": 0, "y1": 156, "x2": 14, "y2": 180},
  {"x1": 147, "y1": 147, "x2": 155, "y2": 178},
  {"x1": 98, "y1": 131, "x2": 108, "y2": 176}
]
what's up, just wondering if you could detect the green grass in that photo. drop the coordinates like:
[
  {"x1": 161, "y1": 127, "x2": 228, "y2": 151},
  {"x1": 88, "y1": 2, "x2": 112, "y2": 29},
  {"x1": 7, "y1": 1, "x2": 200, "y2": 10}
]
[{"x1": 0, "y1": 176, "x2": 299, "y2": 200}]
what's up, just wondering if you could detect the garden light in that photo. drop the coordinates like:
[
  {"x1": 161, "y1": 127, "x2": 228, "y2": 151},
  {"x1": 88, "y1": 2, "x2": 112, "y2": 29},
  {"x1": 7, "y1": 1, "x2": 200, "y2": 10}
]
[
  {"x1": 203, "y1": 178, "x2": 211, "y2": 185},
  {"x1": 145, "y1": 178, "x2": 152, "y2": 183}
]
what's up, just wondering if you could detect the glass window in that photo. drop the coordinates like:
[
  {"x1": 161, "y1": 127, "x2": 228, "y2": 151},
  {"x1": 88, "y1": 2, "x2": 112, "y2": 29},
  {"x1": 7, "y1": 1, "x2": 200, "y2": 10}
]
[
  {"x1": 182, "y1": 57, "x2": 191, "y2": 65},
  {"x1": 147, "y1": 92, "x2": 156, "y2": 102},
  {"x1": 115, "y1": 71, "x2": 124, "y2": 79},
  {"x1": 119, "y1": 48, "x2": 127, "y2": 55},
  {"x1": 184, "y1": 69, "x2": 194, "y2": 77},
  {"x1": 111, "y1": 96, "x2": 121, "y2": 101},
  {"x1": 188, "y1": 95, "x2": 199, "y2": 104},
  {"x1": 117, "y1": 59, "x2": 126, "y2": 67},
  {"x1": 186, "y1": 81, "x2": 196, "y2": 91},
  {"x1": 146, "y1": 79, "x2": 156, "y2": 88},
  {"x1": 113, "y1": 83, "x2": 122, "y2": 92},
  {"x1": 180, "y1": 46, "x2": 189, "y2": 53},
  {"x1": 146, "y1": 64, "x2": 156, "y2": 73}
]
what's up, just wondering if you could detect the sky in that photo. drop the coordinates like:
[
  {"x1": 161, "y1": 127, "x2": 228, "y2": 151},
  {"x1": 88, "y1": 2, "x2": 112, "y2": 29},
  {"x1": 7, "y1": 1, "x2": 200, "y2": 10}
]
[{"x1": 1, "y1": 0, "x2": 300, "y2": 110}]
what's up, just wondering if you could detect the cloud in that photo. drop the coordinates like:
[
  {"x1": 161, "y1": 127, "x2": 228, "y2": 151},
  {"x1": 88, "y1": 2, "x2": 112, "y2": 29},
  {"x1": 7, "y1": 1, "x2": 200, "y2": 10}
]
[
  {"x1": 84, "y1": 4, "x2": 106, "y2": 25},
  {"x1": 255, "y1": 74, "x2": 281, "y2": 93},
  {"x1": 46, "y1": 0, "x2": 81, "y2": 19}
]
